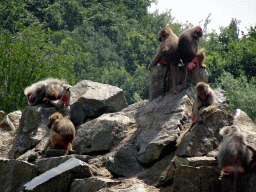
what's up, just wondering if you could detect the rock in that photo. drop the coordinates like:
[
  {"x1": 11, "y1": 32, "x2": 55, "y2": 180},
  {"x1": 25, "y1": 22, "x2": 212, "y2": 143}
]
[
  {"x1": 173, "y1": 165, "x2": 220, "y2": 192},
  {"x1": 106, "y1": 144, "x2": 144, "y2": 177},
  {"x1": 173, "y1": 156, "x2": 218, "y2": 167},
  {"x1": 0, "y1": 110, "x2": 6, "y2": 123},
  {"x1": 16, "y1": 148, "x2": 76, "y2": 162},
  {"x1": 233, "y1": 109, "x2": 256, "y2": 148},
  {"x1": 17, "y1": 150, "x2": 40, "y2": 162},
  {"x1": 70, "y1": 177, "x2": 120, "y2": 192},
  {"x1": 138, "y1": 153, "x2": 175, "y2": 187},
  {"x1": 175, "y1": 89, "x2": 232, "y2": 157},
  {"x1": 70, "y1": 80, "x2": 128, "y2": 126},
  {"x1": 10, "y1": 105, "x2": 69, "y2": 158},
  {"x1": 0, "y1": 157, "x2": 37, "y2": 192},
  {"x1": 0, "y1": 110, "x2": 21, "y2": 131},
  {"x1": 73, "y1": 113, "x2": 137, "y2": 154},
  {"x1": 24, "y1": 158, "x2": 91, "y2": 192},
  {"x1": 44, "y1": 148, "x2": 77, "y2": 157},
  {"x1": 220, "y1": 172, "x2": 256, "y2": 192},
  {"x1": 136, "y1": 86, "x2": 195, "y2": 164},
  {"x1": 0, "y1": 111, "x2": 22, "y2": 158},
  {"x1": 119, "y1": 100, "x2": 148, "y2": 119},
  {"x1": 35, "y1": 155, "x2": 91, "y2": 173},
  {"x1": 98, "y1": 183, "x2": 147, "y2": 192},
  {"x1": 190, "y1": 65, "x2": 208, "y2": 85},
  {"x1": 149, "y1": 64, "x2": 209, "y2": 101},
  {"x1": 149, "y1": 65, "x2": 169, "y2": 101}
]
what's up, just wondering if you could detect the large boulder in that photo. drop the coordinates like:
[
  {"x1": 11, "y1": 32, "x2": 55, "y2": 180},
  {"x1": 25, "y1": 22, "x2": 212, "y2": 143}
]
[
  {"x1": 233, "y1": 109, "x2": 256, "y2": 148},
  {"x1": 173, "y1": 165, "x2": 220, "y2": 192},
  {"x1": 73, "y1": 100, "x2": 148, "y2": 155},
  {"x1": 70, "y1": 177, "x2": 120, "y2": 192},
  {"x1": 149, "y1": 64, "x2": 208, "y2": 101},
  {"x1": 0, "y1": 111, "x2": 22, "y2": 158},
  {"x1": 136, "y1": 86, "x2": 195, "y2": 164},
  {"x1": 0, "y1": 110, "x2": 22, "y2": 131},
  {"x1": 70, "y1": 80, "x2": 128, "y2": 126},
  {"x1": 24, "y1": 158, "x2": 91, "y2": 192},
  {"x1": 98, "y1": 183, "x2": 147, "y2": 192},
  {"x1": 73, "y1": 113, "x2": 137, "y2": 154},
  {"x1": 138, "y1": 153, "x2": 176, "y2": 187},
  {"x1": 0, "y1": 157, "x2": 37, "y2": 192},
  {"x1": 106, "y1": 144, "x2": 144, "y2": 177},
  {"x1": 34, "y1": 155, "x2": 92, "y2": 173},
  {"x1": 220, "y1": 172, "x2": 256, "y2": 192}
]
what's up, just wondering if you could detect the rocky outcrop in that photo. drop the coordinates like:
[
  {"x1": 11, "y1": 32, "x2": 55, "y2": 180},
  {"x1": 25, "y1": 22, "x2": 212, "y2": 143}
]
[
  {"x1": 0, "y1": 110, "x2": 22, "y2": 158},
  {"x1": 70, "y1": 80, "x2": 128, "y2": 126},
  {"x1": 149, "y1": 64, "x2": 208, "y2": 101},
  {"x1": 0, "y1": 157, "x2": 37, "y2": 192},
  {"x1": 1, "y1": 79, "x2": 256, "y2": 191}
]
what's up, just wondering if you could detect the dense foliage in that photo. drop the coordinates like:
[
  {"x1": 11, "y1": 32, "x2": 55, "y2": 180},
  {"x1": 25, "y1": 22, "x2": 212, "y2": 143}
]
[{"x1": 1, "y1": 0, "x2": 256, "y2": 122}]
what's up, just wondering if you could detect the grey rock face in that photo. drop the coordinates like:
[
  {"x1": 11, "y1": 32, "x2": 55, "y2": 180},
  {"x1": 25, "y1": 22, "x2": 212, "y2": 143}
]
[
  {"x1": 138, "y1": 153, "x2": 176, "y2": 187},
  {"x1": 70, "y1": 80, "x2": 128, "y2": 126},
  {"x1": 0, "y1": 158, "x2": 37, "y2": 192},
  {"x1": 73, "y1": 113, "x2": 137, "y2": 154},
  {"x1": 70, "y1": 177, "x2": 120, "y2": 192},
  {"x1": 24, "y1": 158, "x2": 91, "y2": 192},
  {"x1": 173, "y1": 165, "x2": 220, "y2": 192},
  {"x1": 98, "y1": 183, "x2": 147, "y2": 192},
  {"x1": 149, "y1": 64, "x2": 209, "y2": 101},
  {"x1": 0, "y1": 110, "x2": 22, "y2": 131},
  {"x1": 106, "y1": 144, "x2": 144, "y2": 177},
  {"x1": 136, "y1": 87, "x2": 195, "y2": 164}
]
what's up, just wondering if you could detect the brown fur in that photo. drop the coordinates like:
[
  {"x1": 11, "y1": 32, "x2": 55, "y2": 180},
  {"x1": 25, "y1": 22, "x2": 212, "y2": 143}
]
[
  {"x1": 195, "y1": 48, "x2": 206, "y2": 68},
  {"x1": 177, "y1": 26, "x2": 203, "y2": 91},
  {"x1": 217, "y1": 126, "x2": 252, "y2": 192},
  {"x1": 42, "y1": 112, "x2": 76, "y2": 155},
  {"x1": 176, "y1": 82, "x2": 215, "y2": 146},
  {"x1": 148, "y1": 26, "x2": 179, "y2": 94},
  {"x1": 24, "y1": 78, "x2": 71, "y2": 108}
]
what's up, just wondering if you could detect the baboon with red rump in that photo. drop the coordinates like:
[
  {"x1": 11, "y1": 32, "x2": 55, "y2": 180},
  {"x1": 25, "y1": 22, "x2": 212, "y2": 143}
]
[
  {"x1": 217, "y1": 125, "x2": 252, "y2": 192},
  {"x1": 177, "y1": 26, "x2": 203, "y2": 91},
  {"x1": 24, "y1": 78, "x2": 71, "y2": 108},
  {"x1": 148, "y1": 26, "x2": 179, "y2": 94},
  {"x1": 176, "y1": 82, "x2": 215, "y2": 146},
  {"x1": 42, "y1": 112, "x2": 76, "y2": 156},
  {"x1": 187, "y1": 48, "x2": 206, "y2": 70}
]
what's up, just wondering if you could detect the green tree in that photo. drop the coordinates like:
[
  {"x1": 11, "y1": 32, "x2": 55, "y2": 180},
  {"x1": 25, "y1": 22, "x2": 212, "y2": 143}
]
[
  {"x1": 0, "y1": 25, "x2": 75, "y2": 113},
  {"x1": 213, "y1": 72, "x2": 256, "y2": 122},
  {"x1": 0, "y1": 0, "x2": 38, "y2": 33}
]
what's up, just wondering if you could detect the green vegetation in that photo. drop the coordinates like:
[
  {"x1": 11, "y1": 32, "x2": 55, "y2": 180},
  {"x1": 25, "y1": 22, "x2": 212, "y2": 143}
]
[{"x1": 1, "y1": 0, "x2": 256, "y2": 122}]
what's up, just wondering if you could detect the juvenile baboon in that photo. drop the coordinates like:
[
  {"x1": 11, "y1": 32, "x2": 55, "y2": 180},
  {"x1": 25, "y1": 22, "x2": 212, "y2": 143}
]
[
  {"x1": 187, "y1": 48, "x2": 206, "y2": 70},
  {"x1": 148, "y1": 26, "x2": 179, "y2": 94},
  {"x1": 217, "y1": 125, "x2": 252, "y2": 192},
  {"x1": 42, "y1": 112, "x2": 76, "y2": 155},
  {"x1": 44, "y1": 83, "x2": 72, "y2": 108},
  {"x1": 177, "y1": 26, "x2": 203, "y2": 91},
  {"x1": 24, "y1": 78, "x2": 71, "y2": 108},
  {"x1": 176, "y1": 82, "x2": 215, "y2": 146}
]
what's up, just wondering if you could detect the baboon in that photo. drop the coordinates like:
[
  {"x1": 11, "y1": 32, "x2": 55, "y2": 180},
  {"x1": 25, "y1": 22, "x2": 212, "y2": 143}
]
[
  {"x1": 148, "y1": 26, "x2": 179, "y2": 94},
  {"x1": 187, "y1": 48, "x2": 206, "y2": 70},
  {"x1": 24, "y1": 78, "x2": 72, "y2": 108},
  {"x1": 217, "y1": 125, "x2": 252, "y2": 192},
  {"x1": 177, "y1": 26, "x2": 203, "y2": 91},
  {"x1": 176, "y1": 82, "x2": 215, "y2": 146},
  {"x1": 42, "y1": 112, "x2": 76, "y2": 155}
]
